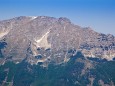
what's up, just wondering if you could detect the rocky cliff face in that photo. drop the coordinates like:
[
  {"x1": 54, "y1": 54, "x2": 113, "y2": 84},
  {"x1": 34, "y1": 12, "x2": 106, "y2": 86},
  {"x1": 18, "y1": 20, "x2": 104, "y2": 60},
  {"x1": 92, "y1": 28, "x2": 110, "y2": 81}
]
[{"x1": 0, "y1": 16, "x2": 115, "y2": 65}]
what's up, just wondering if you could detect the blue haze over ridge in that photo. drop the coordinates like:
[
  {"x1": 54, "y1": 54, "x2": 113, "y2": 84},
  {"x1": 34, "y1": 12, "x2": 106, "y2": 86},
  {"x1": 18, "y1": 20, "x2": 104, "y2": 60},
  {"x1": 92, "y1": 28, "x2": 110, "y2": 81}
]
[{"x1": 0, "y1": 0, "x2": 115, "y2": 35}]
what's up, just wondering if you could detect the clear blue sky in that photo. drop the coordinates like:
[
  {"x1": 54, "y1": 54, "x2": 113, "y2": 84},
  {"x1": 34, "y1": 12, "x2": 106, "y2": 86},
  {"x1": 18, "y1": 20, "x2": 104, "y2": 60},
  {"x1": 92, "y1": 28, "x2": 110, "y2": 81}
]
[{"x1": 0, "y1": 0, "x2": 115, "y2": 35}]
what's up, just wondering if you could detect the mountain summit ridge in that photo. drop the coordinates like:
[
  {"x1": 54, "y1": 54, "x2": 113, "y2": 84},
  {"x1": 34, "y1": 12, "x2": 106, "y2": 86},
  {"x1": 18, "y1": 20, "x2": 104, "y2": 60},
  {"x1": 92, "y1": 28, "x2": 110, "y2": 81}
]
[{"x1": 0, "y1": 16, "x2": 115, "y2": 65}]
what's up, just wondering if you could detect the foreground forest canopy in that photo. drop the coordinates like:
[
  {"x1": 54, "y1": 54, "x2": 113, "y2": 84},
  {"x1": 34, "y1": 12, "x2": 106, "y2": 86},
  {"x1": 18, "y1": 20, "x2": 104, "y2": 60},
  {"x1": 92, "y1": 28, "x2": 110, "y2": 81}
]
[{"x1": 0, "y1": 52, "x2": 115, "y2": 86}]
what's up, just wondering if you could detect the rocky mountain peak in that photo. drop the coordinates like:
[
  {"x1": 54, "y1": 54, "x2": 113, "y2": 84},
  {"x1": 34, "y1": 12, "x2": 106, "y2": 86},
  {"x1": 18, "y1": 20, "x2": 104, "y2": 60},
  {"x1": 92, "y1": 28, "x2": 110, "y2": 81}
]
[
  {"x1": 0, "y1": 16, "x2": 115, "y2": 65},
  {"x1": 58, "y1": 17, "x2": 71, "y2": 24}
]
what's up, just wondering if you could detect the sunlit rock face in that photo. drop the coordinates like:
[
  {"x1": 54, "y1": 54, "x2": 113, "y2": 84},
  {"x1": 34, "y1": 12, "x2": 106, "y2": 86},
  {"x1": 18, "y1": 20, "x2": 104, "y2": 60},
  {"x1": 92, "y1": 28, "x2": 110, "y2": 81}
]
[{"x1": 0, "y1": 16, "x2": 115, "y2": 65}]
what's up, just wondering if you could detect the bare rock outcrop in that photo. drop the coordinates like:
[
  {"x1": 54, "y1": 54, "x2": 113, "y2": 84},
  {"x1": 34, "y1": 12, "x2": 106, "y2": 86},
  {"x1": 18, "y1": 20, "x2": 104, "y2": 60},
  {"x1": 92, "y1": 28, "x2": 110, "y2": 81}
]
[{"x1": 0, "y1": 16, "x2": 115, "y2": 65}]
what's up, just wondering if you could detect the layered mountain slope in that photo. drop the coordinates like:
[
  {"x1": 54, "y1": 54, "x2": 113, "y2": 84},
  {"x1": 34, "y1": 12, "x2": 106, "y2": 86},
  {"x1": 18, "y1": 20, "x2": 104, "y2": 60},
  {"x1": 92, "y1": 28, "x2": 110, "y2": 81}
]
[{"x1": 0, "y1": 16, "x2": 115, "y2": 65}]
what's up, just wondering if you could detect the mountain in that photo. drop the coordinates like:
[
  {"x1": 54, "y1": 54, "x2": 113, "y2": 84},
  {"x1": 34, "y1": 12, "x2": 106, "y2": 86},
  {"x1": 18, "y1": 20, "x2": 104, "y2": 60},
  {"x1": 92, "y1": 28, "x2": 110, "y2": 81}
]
[
  {"x1": 0, "y1": 16, "x2": 115, "y2": 65},
  {"x1": 0, "y1": 16, "x2": 115, "y2": 86}
]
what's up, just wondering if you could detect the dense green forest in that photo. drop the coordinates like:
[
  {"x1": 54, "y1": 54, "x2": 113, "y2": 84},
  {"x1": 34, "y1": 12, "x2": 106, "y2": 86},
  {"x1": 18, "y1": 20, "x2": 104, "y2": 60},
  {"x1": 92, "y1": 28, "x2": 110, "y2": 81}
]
[{"x1": 0, "y1": 53, "x2": 115, "y2": 86}]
